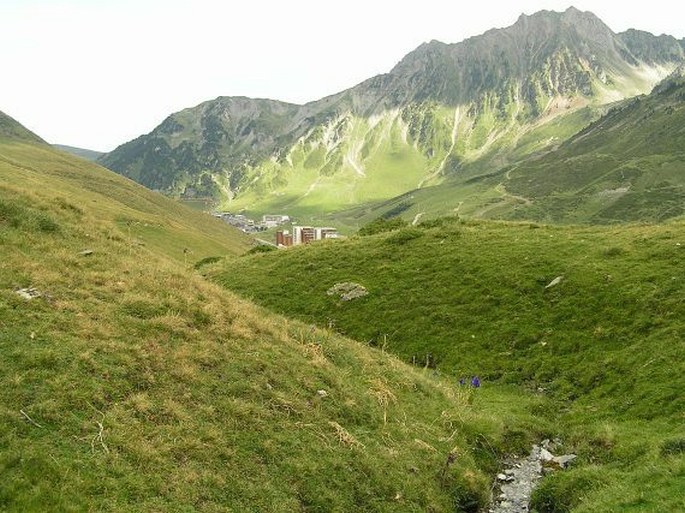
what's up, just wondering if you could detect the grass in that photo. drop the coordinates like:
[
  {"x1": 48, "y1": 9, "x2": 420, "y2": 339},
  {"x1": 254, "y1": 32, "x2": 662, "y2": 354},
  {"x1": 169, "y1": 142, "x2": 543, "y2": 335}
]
[
  {"x1": 209, "y1": 217, "x2": 685, "y2": 512},
  {"x1": 0, "y1": 141, "x2": 251, "y2": 263},
  {"x1": 0, "y1": 139, "x2": 553, "y2": 510},
  {"x1": 500, "y1": 78, "x2": 685, "y2": 224}
]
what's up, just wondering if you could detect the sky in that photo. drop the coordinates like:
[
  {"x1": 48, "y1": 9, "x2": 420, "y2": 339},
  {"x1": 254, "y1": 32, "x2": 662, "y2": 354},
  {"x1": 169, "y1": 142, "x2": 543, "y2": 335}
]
[{"x1": 1, "y1": 0, "x2": 683, "y2": 152}]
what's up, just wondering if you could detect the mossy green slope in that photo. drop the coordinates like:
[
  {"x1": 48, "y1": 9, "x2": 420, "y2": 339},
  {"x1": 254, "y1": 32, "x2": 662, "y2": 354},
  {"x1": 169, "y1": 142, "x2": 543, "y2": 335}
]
[
  {"x1": 210, "y1": 218, "x2": 685, "y2": 512},
  {"x1": 0, "y1": 139, "x2": 251, "y2": 263},
  {"x1": 1, "y1": 126, "x2": 540, "y2": 510},
  {"x1": 488, "y1": 70, "x2": 685, "y2": 224},
  {"x1": 0, "y1": 111, "x2": 45, "y2": 145}
]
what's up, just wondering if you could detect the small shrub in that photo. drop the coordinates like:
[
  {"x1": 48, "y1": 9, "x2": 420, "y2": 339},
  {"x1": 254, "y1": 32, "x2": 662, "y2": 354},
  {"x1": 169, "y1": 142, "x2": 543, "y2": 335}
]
[
  {"x1": 246, "y1": 244, "x2": 277, "y2": 255},
  {"x1": 602, "y1": 246, "x2": 625, "y2": 258},
  {"x1": 194, "y1": 255, "x2": 224, "y2": 269},
  {"x1": 358, "y1": 217, "x2": 407, "y2": 236},
  {"x1": 660, "y1": 438, "x2": 685, "y2": 457},
  {"x1": 531, "y1": 469, "x2": 607, "y2": 513},
  {"x1": 0, "y1": 199, "x2": 59, "y2": 233},
  {"x1": 384, "y1": 227, "x2": 423, "y2": 245},
  {"x1": 0, "y1": 199, "x2": 22, "y2": 225},
  {"x1": 418, "y1": 215, "x2": 461, "y2": 229},
  {"x1": 34, "y1": 211, "x2": 60, "y2": 233}
]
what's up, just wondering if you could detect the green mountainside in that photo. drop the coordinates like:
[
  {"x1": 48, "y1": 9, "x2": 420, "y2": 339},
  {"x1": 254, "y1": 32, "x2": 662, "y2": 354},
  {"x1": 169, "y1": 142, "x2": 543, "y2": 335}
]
[
  {"x1": 0, "y1": 120, "x2": 251, "y2": 263},
  {"x1": 0, "y1": 111, "x2": 45, "y2": 145},
  {"x1": 484, "y1": 66, "x2": 685, "y2": 223},
  {"x1": 333, "y1": 67, "x2": 685, "y2": 230},
  {"x1": 210, "y1": 218, "x2": 685, "y2": 512},
  {"x1": 53, "y1": 144, "x2": 104, "y2": 162},
  {"x1": 99, "y1": 8, "x2": 684, "y2": 222},
  {"x1": 2, "y1": 117, "x2": 548, "y2": 511}
]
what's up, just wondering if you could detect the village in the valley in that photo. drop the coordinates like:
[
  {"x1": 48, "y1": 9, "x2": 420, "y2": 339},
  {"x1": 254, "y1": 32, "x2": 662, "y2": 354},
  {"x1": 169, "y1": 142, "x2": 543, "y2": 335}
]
[{"x1": 212, "y1": 212, "x2": 340, "y2": 247}]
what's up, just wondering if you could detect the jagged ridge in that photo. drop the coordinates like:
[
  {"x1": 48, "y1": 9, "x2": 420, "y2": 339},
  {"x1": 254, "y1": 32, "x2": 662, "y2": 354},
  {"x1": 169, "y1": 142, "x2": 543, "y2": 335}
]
[{"x1": 98, "y1": 8, "x2": 684, "y2": 216}]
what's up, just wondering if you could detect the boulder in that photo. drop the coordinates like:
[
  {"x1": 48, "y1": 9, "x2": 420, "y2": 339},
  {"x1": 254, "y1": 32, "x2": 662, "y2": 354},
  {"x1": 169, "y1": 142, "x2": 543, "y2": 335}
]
[{"x1": 327, "y1": 282, "x2": 368, "y2": 301}]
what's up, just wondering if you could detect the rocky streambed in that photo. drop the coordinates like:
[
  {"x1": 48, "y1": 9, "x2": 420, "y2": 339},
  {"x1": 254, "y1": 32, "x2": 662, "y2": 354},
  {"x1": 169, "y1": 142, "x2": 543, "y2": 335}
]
[{"x1": 490, "y1": 441, "x2": 576, "y2": 513}]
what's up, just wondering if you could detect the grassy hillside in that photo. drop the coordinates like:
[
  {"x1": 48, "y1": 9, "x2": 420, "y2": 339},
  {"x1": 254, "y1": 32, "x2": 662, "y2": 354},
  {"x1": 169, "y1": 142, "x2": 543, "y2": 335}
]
[
  {"x1": 0, "y1": 141, "x2": 251, "y2": 263},
  {"x1": 54, "y1": 144, "x2": 104, "y2": 162},
  {"x1": 210, "y1": 218, "x2": 685, "y2": 512},
  {"x1": 0, "y1": 111, "x2": 45, "y2": 145},
  {"x1": 485, "y1": 74, "x2": 685, "y2": 224},
  {"x1": 227, "y1": 103, "x2": 606, "y2": 226},
  {"x1": 329, "y1": 74, "x2": 685, "y2": 229},
  {"x1": 0, "y1": 134, "x2": 547, "y2": 510}
]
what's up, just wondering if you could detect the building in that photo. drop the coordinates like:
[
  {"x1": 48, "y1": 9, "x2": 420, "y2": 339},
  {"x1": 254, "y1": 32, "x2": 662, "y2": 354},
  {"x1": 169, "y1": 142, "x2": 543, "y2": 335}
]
[
  {"x1": 262, "y1": 214, "x2": 291, "y2": 228},
  {"x1": 316, "y1": 227, "x2": 340, "y2": 240},
  {"x1": 283, "y1": 225, "x2": 340, "y2": 246},
  {"x1": 293, "y1": 226, "x2": 316, "y2": 245},
  {"x1": 276, "y1": 230, "x2": 293, "y2": 247}
]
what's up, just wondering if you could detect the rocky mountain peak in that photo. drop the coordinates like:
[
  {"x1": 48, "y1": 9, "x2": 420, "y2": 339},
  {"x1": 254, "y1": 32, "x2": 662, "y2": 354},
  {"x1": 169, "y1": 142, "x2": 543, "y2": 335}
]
[{"x1": 98, "y1": 9, "x2": 685, "y2": 207}]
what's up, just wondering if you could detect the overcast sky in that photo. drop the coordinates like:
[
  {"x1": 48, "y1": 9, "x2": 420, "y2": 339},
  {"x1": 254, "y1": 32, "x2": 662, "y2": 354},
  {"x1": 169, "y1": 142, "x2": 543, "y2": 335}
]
[{"x1": 1, "y1": 0, "x2": 683, "y2": 152}]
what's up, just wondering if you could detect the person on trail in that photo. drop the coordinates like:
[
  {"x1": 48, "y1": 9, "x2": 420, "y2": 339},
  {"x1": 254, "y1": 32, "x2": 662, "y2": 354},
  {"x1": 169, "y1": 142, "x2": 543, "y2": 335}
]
[{"x1": 471, "y1": 376, "x2": 481, "y2": 388}]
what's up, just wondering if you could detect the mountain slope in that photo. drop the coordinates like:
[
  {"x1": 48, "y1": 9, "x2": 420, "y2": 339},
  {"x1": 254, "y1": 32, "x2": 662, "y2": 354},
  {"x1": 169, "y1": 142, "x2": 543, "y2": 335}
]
[
  {"x1": 0, "y1": 138, "x2": 251, "y2": 263},
  {"x1": 0, "y1": 115, "x2": 538, "y2": 511},
  {"x1": 0, "y1": 110, "x2": 45, "y2": 145},
  {"x1": 54, "y1": 144, "x2": 104, "y2": 161},
  {"x1": 489, "y1": 67, "x2": 685, "y2": 223},
  {"x1": 210, "y1": 218, "x2": 685, "y2": 512},
  {"x1": 99, "y1": 8, "x2": 684, "y2": 219}
]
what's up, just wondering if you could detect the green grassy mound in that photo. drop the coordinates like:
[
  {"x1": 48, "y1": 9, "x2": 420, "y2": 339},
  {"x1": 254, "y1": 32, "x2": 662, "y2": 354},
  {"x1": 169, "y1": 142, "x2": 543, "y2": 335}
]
[
  {"x1": 210, "y1": 217, "x2": 685, "y2": 512},
  {"x1": 0, "y1": 139, "x2": 542, "y2": 510}
]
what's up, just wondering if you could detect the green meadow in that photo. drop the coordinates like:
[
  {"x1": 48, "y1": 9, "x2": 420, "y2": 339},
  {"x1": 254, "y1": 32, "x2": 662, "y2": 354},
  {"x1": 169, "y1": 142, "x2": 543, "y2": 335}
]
[
  {"x1": 210, "y1": 217, "x2": 685, "y2": 512},
  {"x1": 2, "y1": 137, "x2": 555, "y2": 511}
]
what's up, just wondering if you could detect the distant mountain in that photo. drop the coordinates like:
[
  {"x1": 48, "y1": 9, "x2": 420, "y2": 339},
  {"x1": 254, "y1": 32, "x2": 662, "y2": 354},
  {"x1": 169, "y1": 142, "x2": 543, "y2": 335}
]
[
  {"x1": 53, "y1": 144, "x2": 104, "y2": 162},
  {"x1": 492, "y1": 66, "x2": 685, "y2": 223},
  {"x1": 99, "y1": 8, "x2": 684, "y2": 217},
  {"x1": 0, "y1": 110, "x2": 45, "y2": 144}
]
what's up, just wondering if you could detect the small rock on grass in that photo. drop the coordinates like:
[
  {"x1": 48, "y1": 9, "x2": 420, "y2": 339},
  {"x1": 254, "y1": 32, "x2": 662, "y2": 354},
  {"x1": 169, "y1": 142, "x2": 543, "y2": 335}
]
[
  {"x1": 326, "y1": 282, "x2": 368, "y2": 301},
  {"x1": 15, "y1": 287, "x2": 42, "y2": 300}
]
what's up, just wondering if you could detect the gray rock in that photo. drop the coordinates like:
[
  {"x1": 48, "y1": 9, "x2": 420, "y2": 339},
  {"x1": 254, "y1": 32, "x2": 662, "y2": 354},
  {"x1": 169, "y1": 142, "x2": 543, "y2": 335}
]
[
  {"x1": 544, "y1": 275, "x2": 564, "y2": 289},
  {"x1": 540, "y1": 448, "x2": 555, "y2": 461},
  {"x1": 491, "y1": 446, "x2": 543, "y2": 513},
  {"x1": 327, "y1": 282, "x2": 368, "y2": 301},
  {"x1": 15, "y1": 287, "x2": 41, "y2": 300},
  {"x1": 553, "y1": 454, "x2": 577, "y2": 468},
  {"x1": 79, "y1": 249, "x2": 94, "y2": 256}
]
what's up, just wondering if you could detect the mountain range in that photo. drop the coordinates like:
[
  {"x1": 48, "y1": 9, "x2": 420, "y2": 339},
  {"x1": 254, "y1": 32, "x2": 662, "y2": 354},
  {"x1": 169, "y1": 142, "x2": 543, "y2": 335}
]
[
  {"x1": 97, "y1": 7, "x2": 685, "y2": 224},
  {"x1": 2, "y1": 10, "x2": 685, "y2": 507}
]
